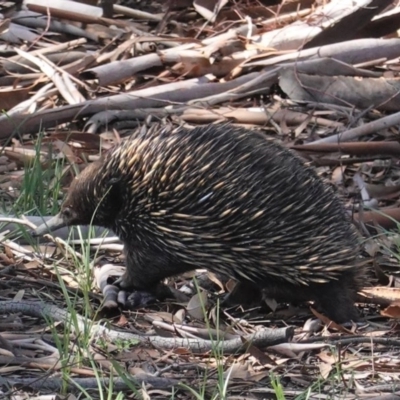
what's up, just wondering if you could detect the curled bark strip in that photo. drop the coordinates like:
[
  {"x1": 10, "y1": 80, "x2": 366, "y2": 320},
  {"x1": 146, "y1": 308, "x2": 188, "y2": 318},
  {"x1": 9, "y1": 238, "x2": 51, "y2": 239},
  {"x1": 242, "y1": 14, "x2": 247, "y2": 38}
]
[
  {"x1": 101, "y1": 285, "x2": 119, "y2": 309},
  {"x1": 94, "y1": 264, "x2": 124, "y2": 291},
  {"x1": 0, "y1": 300, "x2": 293, "y2": 354}
]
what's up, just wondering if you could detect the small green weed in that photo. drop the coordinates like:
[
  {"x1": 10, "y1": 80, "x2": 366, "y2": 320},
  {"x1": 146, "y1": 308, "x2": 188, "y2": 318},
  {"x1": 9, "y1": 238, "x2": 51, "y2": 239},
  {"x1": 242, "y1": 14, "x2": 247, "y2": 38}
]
[{"x1": 11, "y1": 134, "x2": 66, "y2": 217}]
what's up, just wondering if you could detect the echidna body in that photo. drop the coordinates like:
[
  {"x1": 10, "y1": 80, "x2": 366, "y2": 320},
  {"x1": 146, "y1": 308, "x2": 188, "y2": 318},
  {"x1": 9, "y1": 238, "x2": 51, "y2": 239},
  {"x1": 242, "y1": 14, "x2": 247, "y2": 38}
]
[{"x1": 34, "y1": 125, "x2": 366, "y2": 322}]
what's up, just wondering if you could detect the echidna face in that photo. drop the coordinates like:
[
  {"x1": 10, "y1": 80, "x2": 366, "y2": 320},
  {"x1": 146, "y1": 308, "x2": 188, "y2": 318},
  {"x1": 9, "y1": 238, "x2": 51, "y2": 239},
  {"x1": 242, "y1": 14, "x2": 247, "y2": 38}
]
[
  {"x1": 60, "y1": 185, "x2": 96, "y2": 227},
  {"x1": 59, "y1": 192, "x2": 116, "y2": 229},
  {"x1": 59, "y1": 160, "x2": 123, "y2": 229},
  {"x1": 55, "y1": 162, "x2": 101, "y2": 227},
  {"x1": 58, "y1": 205, "x2": 79, "y2": 225}
]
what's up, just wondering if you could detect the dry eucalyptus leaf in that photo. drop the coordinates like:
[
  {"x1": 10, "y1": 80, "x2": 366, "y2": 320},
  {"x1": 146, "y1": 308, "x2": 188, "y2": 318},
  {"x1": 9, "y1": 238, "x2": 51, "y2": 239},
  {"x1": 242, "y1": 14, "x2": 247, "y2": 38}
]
[
  {"x1": 319, "y1": 362, "x2": 333, "y2": 379},
  {"x1": 174, "y1": 308, "x2": 186, "y2": 324},
  {"x1": 381, "y1": 302, "x2": 400, "y2": 319},
  {"x1": 187, "y1": 291, "x2": 208, "y2": 320},
  {"x1": 264, "y1": 297, "x2": 278, "y2": 312},
  {"x1": 362, "y1": 287, "x2": 400, "y2": 301}
]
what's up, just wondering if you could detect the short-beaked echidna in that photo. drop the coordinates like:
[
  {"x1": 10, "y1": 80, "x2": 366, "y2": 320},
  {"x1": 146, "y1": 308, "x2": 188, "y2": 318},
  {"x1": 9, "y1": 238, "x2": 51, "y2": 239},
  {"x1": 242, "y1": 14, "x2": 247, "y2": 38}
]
[{"x1": 33, "y1": 124, "x2": 367, "y2": 322}]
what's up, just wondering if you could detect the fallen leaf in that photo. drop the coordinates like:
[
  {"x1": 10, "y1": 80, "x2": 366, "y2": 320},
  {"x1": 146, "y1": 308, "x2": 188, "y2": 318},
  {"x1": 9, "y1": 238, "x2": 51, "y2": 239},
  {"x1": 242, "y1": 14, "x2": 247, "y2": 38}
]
[{"x1": 187, "y1": 291, "x2": 208, "y2": 320}]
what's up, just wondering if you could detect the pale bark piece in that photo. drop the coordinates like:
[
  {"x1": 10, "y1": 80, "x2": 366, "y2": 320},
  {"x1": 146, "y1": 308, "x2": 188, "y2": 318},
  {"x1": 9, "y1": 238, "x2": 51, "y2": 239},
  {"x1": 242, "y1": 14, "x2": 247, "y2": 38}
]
[
  {"x1": 0, "y1": 22, "x2": 41, "y2": 44},
  {"x1": 7, "y1": 83, "x2": 56, "y2": 117},
  {"x1": 181, "y1": 107, "x2": 343, "y2": 128},
  {"x1": 25, "y1": 3, "x2": 103, "y2": 26},
  {"x1": 279, "y1": 68, "x2": 400, "y2": 111},
  {"x1": 0, "y1": 72, "x2": 262, "y2": 137},
  {"x1": 84, "y1": 24, "x2": 256, "y2": 86},
  {"x1": 14, "y1": 48, "x2": 85, "y2": 105},
  {"x1": 168, "y1": 53, "x2": 243, "y2": 79},
  {"x1": 26, "y1": 0, "x2": 103, "y2": 18},
  {"x1": 85, "y1": 103, "x2": 328, "y2": 133},
  {"x1": 113, "y1": 4, "x2": 162, "y2": 21},
  {"x1": 95, "y1": 264, "x2": 125, "y2": 292},
  {"x1": 12, "y1": 10, "x2": 99, "y2": 41},
  {"x1": 193, "y1": 0, "x2": 229, "y2": 22},
  {"x1": 3, "y1": 50, "x2": 87, "y2": 74},
  {"x1": 251, "y1": 0, "x2": 380, "y2": 51},
  {"x1": 305, "y1": 0, "x2": 392, "y2": 48},
  {"x1": 311, "y1": 110, "x2": 400, "y2": 144},
  {"x1": 287, "y1": 58, "x2": 380, "y2": 78},
  {"x1": 82, "y1": 53, "x2": 164, "y2": 87},
  {"x1": 247, "y1": 38, "x2": 400, "y2": 68},
  {"x1": 291, "y1": 142, "x2": 400, "y2": 157}
]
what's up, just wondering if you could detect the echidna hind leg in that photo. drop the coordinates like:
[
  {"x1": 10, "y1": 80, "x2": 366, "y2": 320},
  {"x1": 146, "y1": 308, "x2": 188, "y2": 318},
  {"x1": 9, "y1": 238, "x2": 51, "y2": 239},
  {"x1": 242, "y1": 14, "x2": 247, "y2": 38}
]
[
  {"x1": 312, "y1": 281, "x2": 360, "y2": 323},
  {"x1": 224, "y1": 277, "x2": 360, "y2": 323},
  {"x1": 223, "y1": 279, "x2": 313, "y2": 311},
  {"x1": 223, "y1": 281, "x2": 263, "y2": 306}
]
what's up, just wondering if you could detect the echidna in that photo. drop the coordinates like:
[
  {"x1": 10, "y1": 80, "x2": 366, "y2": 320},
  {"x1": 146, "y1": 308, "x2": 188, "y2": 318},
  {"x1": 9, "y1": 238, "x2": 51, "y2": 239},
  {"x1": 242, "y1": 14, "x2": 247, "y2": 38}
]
[{"x1": 32, "y1": 124, "x2": 367, "y2": 322}]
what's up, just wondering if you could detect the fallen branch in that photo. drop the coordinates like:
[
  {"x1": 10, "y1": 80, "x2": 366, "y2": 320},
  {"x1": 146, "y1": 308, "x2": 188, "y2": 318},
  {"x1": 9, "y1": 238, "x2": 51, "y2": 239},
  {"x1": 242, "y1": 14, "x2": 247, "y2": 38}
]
[
  {"x1": 0, "y1": 300, "x2": 294, "y2": 354},
  {"x1": 310, "y1": 109, "x2": 400, "y2": 144},
  {"x1": 9, "y1": 375, "x2": 179, "y2": 392}
]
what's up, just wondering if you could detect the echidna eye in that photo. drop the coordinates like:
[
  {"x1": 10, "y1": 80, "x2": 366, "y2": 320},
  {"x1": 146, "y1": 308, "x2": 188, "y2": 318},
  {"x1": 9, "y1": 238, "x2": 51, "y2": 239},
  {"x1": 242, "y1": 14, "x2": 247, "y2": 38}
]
[
  {"x1": 62, "y1": 207, "x2": 72, "y2": 220},
  {"x1": 108, "y1": 177, "x2": 120, "y2": 186}
]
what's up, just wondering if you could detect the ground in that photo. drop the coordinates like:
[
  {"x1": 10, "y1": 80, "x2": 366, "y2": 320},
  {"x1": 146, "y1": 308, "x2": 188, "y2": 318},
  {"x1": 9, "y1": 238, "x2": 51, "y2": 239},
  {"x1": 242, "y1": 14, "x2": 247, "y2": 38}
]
[{"x1": 1, "y1": 0, "x2": 400, "y2": 399}]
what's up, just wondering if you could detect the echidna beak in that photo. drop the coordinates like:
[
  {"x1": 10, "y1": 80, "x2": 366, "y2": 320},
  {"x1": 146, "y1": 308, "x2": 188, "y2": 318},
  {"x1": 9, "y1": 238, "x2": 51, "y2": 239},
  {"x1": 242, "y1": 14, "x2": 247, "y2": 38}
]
[{"x1": 30, "y1": 214, "x2": 66, "y2": 237}]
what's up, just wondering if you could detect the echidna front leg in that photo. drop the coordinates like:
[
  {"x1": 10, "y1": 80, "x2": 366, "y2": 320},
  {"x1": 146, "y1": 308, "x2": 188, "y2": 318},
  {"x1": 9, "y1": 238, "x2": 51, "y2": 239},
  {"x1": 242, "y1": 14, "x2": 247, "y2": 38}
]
[
  {"x1": 119, "y1": 246, "x2": 172, "y2": 291},
  {"x1": 115, "y1": 261, "x2": 139, "y2": 290},
  {"x1": 115, "y1": 246, "x2": 189, "y2": 306}
]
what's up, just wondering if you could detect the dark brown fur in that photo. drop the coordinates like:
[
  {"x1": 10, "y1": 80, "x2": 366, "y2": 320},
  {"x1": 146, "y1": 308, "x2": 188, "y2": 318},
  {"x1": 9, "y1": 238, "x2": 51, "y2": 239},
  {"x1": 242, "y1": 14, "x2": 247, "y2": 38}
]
[{"x1": 45, "y1": 124, "x2": 368, "y2": 322}]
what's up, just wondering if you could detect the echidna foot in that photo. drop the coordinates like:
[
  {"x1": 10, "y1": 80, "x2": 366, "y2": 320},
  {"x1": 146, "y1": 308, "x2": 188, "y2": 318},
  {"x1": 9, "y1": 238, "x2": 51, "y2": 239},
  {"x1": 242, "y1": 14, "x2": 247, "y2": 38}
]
[
  {"x1": 115, "y1": 270, "x2": 190, "y2": 308},
  {"x1": 125, "y1": 290, "x2": 158, "y2": 308}
]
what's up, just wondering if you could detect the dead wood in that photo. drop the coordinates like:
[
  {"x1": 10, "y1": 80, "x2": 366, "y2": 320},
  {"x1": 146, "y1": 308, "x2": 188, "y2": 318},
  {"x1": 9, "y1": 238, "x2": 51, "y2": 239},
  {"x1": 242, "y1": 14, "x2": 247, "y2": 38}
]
[{"x1": 0, "y1": 300, "x2": 294, "y2": 354}]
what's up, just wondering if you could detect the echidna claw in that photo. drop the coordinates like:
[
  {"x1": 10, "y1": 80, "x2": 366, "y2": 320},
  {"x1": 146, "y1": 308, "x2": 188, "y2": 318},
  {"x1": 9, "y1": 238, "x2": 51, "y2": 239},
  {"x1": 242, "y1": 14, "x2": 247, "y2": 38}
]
[{"x1": 125, "y1": 290, "x2": 157, "y2": 308}]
